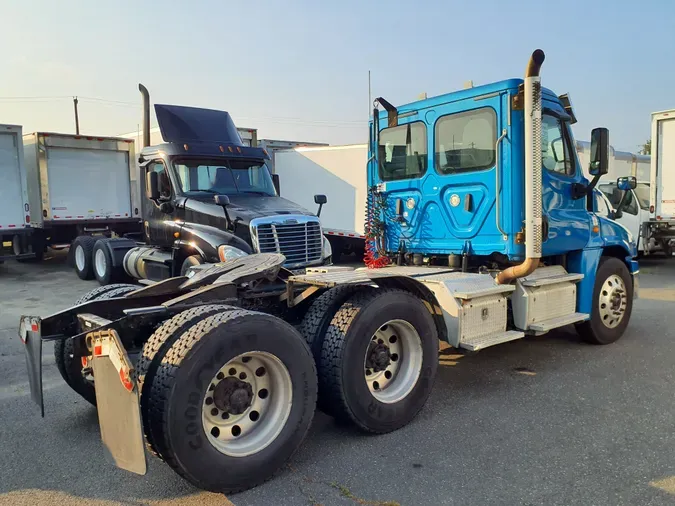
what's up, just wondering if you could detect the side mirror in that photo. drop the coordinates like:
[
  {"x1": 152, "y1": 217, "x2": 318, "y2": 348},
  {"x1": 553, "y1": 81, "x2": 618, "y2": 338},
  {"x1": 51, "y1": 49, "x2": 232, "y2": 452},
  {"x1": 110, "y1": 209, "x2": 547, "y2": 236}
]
[
  {"x1": 589, "y1": 127, "x2": 609, "y2": 176},
  {"x1": 214, "y1": 194, "x2": 230, "y2": 207},
  {"x1": 617, "y1": 176, "x2": 637, "y2": 191},
  {"x1": 314, "y1": 194, "x2": 327, "y2": 217},
  {"x1": 272, "y1": 174, "x2": 280, "y2": 195},
  {"x1": 158, "y1": 201, "x2": 174, "y2": 214},
  {"x1": 146, "y1": 171, "x2": 160, "y2": 200}
]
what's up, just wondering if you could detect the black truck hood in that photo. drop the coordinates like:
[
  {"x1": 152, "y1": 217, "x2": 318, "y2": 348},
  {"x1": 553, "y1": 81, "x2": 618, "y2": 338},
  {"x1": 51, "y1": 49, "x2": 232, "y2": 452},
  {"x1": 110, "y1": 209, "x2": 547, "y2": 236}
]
[{"x1": 182, "y1": 194, "x2": 315, "y2": 225}]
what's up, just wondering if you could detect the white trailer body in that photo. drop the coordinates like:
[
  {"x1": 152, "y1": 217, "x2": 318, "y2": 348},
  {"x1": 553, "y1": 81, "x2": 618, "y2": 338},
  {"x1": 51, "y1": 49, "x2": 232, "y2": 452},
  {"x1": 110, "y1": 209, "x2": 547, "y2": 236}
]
[
  {"x1": 0, "y1": 125, "x2": 34, "y2": 260},
  {"x1": 651, "y1": 110, "x2": 675, "y2": 219},
  {"x1": 22, "y1": 133, "x2": 141, "y2": 247},
  {"x1": 274, "y1": 144, "x2": 368, "y2": 259}
]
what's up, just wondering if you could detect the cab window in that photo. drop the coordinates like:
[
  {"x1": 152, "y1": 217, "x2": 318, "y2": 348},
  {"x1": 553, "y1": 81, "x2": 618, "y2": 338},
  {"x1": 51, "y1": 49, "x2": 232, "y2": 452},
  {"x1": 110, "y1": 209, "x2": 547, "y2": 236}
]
[
  {"x1": 148, "y1": 161, "x2": 171, "y2": 199},
  {"x1": 378, "y1": 122, "x2": 427, "y2": 181},
  {"x1": 594, "y1": 192, "x2": 611, "y2": 217},
  {"x1": 435, "y1": 108, "x2": 497, "y2": 173},
  {"x1": 623, "y1": 190, "x2": 638, "y2": 215},
  {"x1": 541, "y1": 114, "x2": 575, "y2": 176}
]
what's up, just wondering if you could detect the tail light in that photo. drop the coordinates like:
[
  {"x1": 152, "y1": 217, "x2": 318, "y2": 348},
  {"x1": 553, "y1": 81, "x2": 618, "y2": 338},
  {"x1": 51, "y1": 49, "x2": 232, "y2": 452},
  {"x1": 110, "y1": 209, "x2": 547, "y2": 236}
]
[
  {"x1": 657, "y1": 216, "x2": 662, "y2": 221},
  {"x1": 650, "y1": 205, "x2": 655, "y2": 213},
  {"x1": 25, "y1": 215, "x2": 30, "y2": 223}
]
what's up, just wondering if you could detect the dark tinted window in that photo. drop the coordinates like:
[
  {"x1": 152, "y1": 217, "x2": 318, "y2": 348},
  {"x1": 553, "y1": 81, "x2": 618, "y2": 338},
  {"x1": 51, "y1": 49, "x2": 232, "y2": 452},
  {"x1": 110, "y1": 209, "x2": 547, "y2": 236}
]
[
  {"x1": 149, "y1": 161, "x2": 171, "y2": 199},
  {"x1": 435, "y1": 108, "x2": 497, "y2": 173},
  {"x1": 378, "y1": 122, "x2": 427, "y2": 181}
]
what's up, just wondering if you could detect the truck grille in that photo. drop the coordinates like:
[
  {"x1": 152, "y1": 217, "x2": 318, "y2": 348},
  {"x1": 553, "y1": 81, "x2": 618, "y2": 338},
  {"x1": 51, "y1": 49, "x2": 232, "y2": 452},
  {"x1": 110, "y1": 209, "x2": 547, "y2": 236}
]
[{"x1": 251, "y1": 217, "x2": 323, "y2": 268}]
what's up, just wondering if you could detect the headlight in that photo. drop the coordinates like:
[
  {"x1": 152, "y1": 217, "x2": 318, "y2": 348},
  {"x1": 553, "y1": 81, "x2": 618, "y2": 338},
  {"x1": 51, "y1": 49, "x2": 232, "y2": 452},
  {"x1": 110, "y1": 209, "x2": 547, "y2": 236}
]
[
  {"x1": 218, "y1": 245, "x2": 249, "y2": 262},
  {"x1": 322, "y1": 236, "x2": 332, "y2": 262}
]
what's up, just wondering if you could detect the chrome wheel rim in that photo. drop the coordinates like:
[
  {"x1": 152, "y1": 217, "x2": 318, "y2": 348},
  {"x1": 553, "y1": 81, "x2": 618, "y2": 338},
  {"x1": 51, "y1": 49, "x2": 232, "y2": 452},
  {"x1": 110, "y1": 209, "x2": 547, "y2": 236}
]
[
  {"x1": 75, "y1": 245, "x2": 86, "y2": 271},
  {"x1": 94, "y1": 249, "x2": 107, "y2": 279},
  {"x1": 202, "y1": 351, "x2": 292, "y2": 457},
  {"x1": 599, "y1": 274, "x2": 627, "y2": 329},
  {"x1": 364, "y1": 319, "x2": 423, "y2": 404}
]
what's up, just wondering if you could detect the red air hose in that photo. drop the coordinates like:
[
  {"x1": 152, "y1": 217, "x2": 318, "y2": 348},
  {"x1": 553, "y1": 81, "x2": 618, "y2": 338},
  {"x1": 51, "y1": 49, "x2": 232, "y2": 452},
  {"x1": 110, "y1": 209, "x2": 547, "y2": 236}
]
[{"x1": 363, "y1": 189, "x2": 390, "y2": 269}]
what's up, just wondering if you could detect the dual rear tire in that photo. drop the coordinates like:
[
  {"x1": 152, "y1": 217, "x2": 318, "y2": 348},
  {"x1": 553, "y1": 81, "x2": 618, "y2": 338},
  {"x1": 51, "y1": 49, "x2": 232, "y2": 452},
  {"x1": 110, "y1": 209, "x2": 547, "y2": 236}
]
[{"x1": 72, "y1": 236, "x2": 129, "y2": 284}]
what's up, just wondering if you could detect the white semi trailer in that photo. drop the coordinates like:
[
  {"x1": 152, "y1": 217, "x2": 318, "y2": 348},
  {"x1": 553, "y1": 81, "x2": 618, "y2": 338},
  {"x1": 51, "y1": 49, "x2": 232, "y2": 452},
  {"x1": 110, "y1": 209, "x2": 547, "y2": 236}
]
[{"x1": 0, "y1": 124, "x2": 33, "y2": 262}]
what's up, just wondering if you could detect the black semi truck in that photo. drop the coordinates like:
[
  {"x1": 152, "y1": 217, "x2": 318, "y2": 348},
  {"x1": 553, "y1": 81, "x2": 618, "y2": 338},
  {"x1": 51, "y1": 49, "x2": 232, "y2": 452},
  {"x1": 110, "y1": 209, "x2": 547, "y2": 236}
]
[{"x1": 71, "y1": 85, "x2": 332, "y2": 285}]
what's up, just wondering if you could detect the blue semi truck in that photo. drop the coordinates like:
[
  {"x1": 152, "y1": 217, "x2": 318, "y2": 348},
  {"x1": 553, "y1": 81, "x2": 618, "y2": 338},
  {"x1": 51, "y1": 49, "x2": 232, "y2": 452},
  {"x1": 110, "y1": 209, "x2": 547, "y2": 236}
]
[{"x1": 19, "y1": 49, "x2": 637, "y2": 493}]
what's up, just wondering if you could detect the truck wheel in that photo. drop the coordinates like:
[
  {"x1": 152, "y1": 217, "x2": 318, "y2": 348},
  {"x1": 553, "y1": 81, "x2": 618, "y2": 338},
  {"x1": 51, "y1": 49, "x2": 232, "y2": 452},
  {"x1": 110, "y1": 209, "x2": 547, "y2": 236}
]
[
  {"x1": 72, "y1": 236, "x2": 97, "y2": 280},
  {"x1": 92, "y1": 239, "x2": 128, "y2": 285},
  {"x1": 54, "y1": 284, "x2": 139, "y2": 405},
  {"x1": 136, "y1": 304, "x2": 237, "y2": 459},
  {"x1": 181, "y1": 255, "x2": 204, "y2": 276},
  {"x1": 319, "y1": 289, "x2": 438, "y2": 433},
  {"x1": 576, "y1": 257, "x2": 633, "y2": 345},
  {"x1": 146, "y1": 309, "x2": 317, "y2": 493},
  {"x1": 299, "y1": 286, "x2": 368, "y2": 362}
]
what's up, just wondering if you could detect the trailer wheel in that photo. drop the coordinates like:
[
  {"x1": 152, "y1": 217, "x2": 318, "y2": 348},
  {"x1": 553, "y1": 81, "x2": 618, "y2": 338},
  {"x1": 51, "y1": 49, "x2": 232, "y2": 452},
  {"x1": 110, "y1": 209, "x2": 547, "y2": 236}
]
[
  {"x1": 319, "y1": 289, "x2": 438, "y2": 433},
  {"x1": 92, "y1": 238, "x2": 128, "y2": 285},
  {"x1": 136, "y1": 304, "x2": 237, "y2": 459},
  {"x1": 54, "y1": 284, "x2": 139, "y2": 405},
  {"x1": 576, "y1": 256, "x2": 633, "y2": 345},
  {"x1": 180, "y1": 254, "x2": 205, "y2": 276},
  {"x1": 146, "y1": 309, "x2": 317, "y2": 493},
  {"x1": 72, "y1": 236, "x2": 97, "y2": 280}
]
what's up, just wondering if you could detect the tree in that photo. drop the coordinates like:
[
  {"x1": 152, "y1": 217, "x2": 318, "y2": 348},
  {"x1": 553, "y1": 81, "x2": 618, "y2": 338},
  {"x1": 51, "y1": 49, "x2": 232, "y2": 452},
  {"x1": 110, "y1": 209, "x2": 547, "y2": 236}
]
[{"x1": 639, "y1": 139, "x2": 651, "y2": 155}]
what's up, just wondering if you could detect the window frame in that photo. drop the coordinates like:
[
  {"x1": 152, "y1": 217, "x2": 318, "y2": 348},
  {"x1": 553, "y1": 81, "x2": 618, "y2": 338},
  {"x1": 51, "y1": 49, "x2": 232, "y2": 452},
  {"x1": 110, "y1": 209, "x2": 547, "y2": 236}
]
[
  {"x1": 147, "y1": 159, "x2": 172, "y2": 200},
  {"x1": 377, "y1": 120, "x2": 428, "y2": 182},
  {"x1": 433, "y1": 106, "x2": 498, "y2": 175},
  {"x1": 541, "y1": 111, "x2": 577, "y2": 178}
]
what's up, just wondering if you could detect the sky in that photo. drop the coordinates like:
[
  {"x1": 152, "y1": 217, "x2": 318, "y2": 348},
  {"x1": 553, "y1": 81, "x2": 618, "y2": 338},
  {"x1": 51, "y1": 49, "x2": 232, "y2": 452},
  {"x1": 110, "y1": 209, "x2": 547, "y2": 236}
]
[{"x1": 1, "y1": 0, "x2": 673, "y2": 153}]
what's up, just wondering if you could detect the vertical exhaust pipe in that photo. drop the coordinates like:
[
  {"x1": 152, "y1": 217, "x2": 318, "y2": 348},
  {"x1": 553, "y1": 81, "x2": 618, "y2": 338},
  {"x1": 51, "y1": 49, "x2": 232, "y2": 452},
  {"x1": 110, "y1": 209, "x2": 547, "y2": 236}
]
[
  {"x1": 138, "y1": 84, "x2": 151, "y2": 149},
  {"x1": 496, "y1": 49, "x2": 545, "y2": 285}
]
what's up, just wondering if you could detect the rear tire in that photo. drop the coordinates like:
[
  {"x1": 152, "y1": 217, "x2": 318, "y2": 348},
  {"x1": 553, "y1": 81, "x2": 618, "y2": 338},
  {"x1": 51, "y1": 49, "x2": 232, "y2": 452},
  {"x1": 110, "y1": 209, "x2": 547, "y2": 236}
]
[
  {"x1": 576, "y1": 256, "x2": 633, "y2": 345},
  {"x1": 54, "y1": 284, "x2": 139, "y2": 405},
  {"x1": 136, "y1": 304, "x2": 237, "y2": 459},
  {"x1": 93, "y1": 239, "x2": 129, "y2": 285},
  {"x1": 145, "y1": 309, "x2": 317, "y2": 493},
  {"x1": 72, "y1": 236, "x2": 97, "y2": 280},
  {"x1": 319, "y1": 289, "x2": 438, "y2": 433}
]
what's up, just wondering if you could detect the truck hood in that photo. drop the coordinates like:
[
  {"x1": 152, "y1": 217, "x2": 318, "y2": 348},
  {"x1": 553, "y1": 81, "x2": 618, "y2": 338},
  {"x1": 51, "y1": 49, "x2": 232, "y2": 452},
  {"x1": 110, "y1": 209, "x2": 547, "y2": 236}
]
[{"x1": 180, "y1": 194, "x2": 317, "y2": 229}]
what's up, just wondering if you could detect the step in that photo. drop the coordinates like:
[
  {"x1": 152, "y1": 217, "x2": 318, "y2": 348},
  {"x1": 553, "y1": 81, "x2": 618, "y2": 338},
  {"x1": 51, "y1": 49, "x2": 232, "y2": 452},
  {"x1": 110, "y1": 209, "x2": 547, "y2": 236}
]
[
  {"x1": 459, "y1": 330, "x2": 525, "y2": 352},
  {"x1": 528, "y1": 312, "x2": 589, "y2": 332},
  {"x1": 521, "y1": 273, "x2": 584, "y2": 288}
]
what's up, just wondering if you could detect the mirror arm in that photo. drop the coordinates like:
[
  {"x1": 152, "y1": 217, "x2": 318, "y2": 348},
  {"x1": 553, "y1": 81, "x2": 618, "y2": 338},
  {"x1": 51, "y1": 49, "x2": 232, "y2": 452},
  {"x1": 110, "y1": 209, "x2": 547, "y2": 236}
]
[{"x1": 572, "y1": 173, "x2": 601, "y2": 200}]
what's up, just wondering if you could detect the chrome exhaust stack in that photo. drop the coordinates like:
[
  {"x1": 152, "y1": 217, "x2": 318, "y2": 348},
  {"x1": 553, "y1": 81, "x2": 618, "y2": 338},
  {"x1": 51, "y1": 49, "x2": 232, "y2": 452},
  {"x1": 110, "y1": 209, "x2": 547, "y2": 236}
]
[{"x1": 496, "y1": 49, "x2": 545, "y2": 285}]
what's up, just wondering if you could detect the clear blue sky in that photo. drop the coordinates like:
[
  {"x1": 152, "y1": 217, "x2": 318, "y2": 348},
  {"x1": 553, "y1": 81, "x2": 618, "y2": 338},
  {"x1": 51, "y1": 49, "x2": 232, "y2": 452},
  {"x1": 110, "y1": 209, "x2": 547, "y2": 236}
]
[{"x1": 1, "y1": 0, "x2": 673, "y2": 152}]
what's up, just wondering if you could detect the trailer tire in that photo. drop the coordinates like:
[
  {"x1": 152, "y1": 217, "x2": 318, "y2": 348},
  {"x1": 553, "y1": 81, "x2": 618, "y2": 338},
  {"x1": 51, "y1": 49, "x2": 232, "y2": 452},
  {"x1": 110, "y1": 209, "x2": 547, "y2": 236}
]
[
  {"x1": 72, "y1": 236, "x2": 97, "y2": 280},
  {"x1": 54, "y1": 284, "x2": 139, "y2": 406},
  {"x1": 180, "y1": 255, "x2": 204, "y2": 276},
  {"x1": 136, "y1": 304, "x2": 238, "y2": 460},
  {"x1": 319, "y1": 289, "x2": 438, "y2": 433},
  {"x1": 146, "y1": 309, "x2": 317, "y2": 493},
  {"x1": 576, "y1": 256, "x2": 633, "y2": 345}
]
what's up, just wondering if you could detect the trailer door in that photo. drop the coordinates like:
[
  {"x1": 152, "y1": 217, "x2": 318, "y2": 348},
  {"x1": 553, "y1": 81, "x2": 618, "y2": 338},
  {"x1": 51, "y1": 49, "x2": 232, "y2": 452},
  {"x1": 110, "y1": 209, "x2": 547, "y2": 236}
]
[
  {"x1": 46, "y1": 148, "x2": 131, "y2": 219},
  {"x1": 0, "y1": 132, "x2": 26, "y2": 228},
  {"x1": 657, "y1": 118, "x2": 675, "y2": 219}
]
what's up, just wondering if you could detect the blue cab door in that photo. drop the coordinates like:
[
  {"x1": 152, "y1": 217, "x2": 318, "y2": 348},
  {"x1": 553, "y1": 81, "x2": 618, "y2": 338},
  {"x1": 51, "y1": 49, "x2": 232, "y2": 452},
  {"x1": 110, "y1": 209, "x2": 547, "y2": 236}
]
[{"x1": 540, "y1": 102, "x2": 591, "y2": 255}]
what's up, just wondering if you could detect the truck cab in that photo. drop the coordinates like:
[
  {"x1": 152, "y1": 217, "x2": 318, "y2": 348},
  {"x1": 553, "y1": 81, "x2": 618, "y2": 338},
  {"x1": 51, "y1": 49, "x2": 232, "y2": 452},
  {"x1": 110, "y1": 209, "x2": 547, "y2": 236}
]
[{"x1": 88, "y1": 90, "x2": 331, "y2": 285}]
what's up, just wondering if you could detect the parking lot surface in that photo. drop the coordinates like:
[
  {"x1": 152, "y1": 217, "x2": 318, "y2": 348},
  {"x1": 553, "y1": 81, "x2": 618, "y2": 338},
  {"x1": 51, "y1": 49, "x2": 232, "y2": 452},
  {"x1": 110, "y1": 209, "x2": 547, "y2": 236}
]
[{"x1": 2, "y1": 253, "x2": 675, "y2": 505}]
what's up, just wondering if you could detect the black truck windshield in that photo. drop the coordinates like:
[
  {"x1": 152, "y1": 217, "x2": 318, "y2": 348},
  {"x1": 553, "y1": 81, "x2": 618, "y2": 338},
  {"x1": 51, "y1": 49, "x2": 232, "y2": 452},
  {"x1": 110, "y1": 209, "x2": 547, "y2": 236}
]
[{"x1": 174, "y1": 159, "x2": 277, "y2": 197}]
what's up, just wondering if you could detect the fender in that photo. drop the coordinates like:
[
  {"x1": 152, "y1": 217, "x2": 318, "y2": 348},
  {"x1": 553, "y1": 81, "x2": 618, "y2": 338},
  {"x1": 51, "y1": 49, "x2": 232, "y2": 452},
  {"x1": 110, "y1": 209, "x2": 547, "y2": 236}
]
[
  {"x1": 173, "y1": 221, "x2": 253, "y2": 266},
  {"x1": 100, "y1": 238, "x2": 138, "y2": 268}
]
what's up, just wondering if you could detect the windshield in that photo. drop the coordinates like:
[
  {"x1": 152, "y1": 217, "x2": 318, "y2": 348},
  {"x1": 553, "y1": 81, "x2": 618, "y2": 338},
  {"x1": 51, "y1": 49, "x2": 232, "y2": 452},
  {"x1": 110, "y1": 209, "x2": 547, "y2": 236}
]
[
  {"x1": 635, "y1": 183, "x2": 650, "y2": 210},
  {"x1": 173, "y1": 159, "x2": 277, "y2": 197}
]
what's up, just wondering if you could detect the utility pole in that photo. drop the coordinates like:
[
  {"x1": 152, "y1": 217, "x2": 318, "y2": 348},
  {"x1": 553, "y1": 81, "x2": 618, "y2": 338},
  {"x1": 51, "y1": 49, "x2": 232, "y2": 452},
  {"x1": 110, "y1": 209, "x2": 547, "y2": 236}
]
[{"x1": 73, "y1": 96, "x2": 80, "y2": 134}]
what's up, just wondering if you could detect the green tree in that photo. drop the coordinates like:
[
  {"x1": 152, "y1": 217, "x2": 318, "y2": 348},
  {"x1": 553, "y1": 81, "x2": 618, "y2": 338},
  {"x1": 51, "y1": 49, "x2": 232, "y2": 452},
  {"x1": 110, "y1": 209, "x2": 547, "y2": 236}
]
[{"x1": 639, "y1": 139, "x2": 651, "y2": 155}]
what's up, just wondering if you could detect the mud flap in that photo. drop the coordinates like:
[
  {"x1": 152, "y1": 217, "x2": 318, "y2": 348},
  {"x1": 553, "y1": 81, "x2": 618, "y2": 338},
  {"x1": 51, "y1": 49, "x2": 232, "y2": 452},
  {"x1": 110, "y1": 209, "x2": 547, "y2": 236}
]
[
  {"x1": 19, "y1": 316, "x2": 44, "y2": 417},
  {"x1": 90, "y1": 329, "x2": 147, "y2": 475}
]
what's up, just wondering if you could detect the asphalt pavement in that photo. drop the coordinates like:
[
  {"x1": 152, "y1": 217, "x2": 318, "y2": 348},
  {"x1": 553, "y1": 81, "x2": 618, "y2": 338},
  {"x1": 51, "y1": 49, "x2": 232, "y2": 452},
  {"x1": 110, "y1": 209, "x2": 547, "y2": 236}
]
[{"x1": 1, "y1": 252, "x2": 675, "y2": 505}]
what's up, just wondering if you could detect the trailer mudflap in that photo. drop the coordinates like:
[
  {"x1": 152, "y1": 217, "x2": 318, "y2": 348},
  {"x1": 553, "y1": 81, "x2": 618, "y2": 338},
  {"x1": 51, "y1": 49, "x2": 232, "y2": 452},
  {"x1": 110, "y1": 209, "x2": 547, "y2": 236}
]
[
  {"x1": 19, "y1": 316, "x2": 44, "y2": 417},
  {"x1": 90, "y1": 329, "x2": 147, "y2": 476}
]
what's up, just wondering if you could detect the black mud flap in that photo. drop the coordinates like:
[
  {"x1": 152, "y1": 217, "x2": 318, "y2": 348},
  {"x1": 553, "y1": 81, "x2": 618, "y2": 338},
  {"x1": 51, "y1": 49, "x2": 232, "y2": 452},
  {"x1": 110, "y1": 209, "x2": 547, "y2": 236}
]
[
  {"x1": 19, "y1": 316, "x2": 44, "y2": 417},
  {"x1": 90, "y1": 329, "x2": 147, "y2": 475}
]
